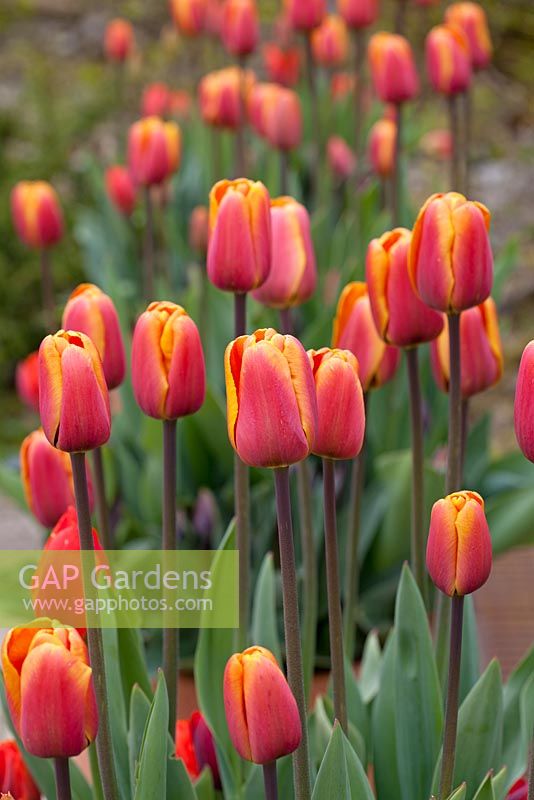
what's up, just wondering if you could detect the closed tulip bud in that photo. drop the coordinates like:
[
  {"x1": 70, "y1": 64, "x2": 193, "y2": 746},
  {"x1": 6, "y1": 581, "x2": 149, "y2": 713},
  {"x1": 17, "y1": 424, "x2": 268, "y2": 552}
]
[
  {"x1": 189, "y1": 205, "x2": 210, "y2": 255},
  {"x1": 308, "y1": 348, "x2": 365, "y2": 459},
  {"x1": 131, "y1": 302, "x2": 206, "y2": 420},
  {"x1": 170, "y1": 0, "x2": 208, "y2": 36},
  {"x1": 506, "y1": 778, "x2": 528, "y2": 800},
  {"x1": 45, "y1": 506, "x2": 102, "y2": 551},
  {"x1": 426, "y1": 490, "x2": 492, "y2": 596},
  {"x1": 62, "y1": 284, "x2": 126, "y2": 390},
  {"x1": 332, "y1": 282, "x2": 401, "y2": 391},
  {"x1": 104, "y1": 18, "x2": 134, "y2": 62},
  {"x1": 284, "y1": 0, "x2": 326, "y2": 31},
  {"x1": 445, "y1": 2, "x2": 492, "y2": 70},
  {"x1": 208, "y1": 179, "x2": 271, "y2": 293},
  {"x1": 176, "y1": 711, "x2": 221, "y2": 788},
  {"x1": 252, "y1": 197, "x2": 316, "y2": 309},
  {"x1": 514, "y1": 341, "x2": 534, "y2": 463},
  {"x1": 221, "y1": 0, "x2": 259, "y2": 56},
  {"x1": 368, "y1": 117, "x2": 396, "y2": 177},
  {"x1": 426, "y1": 24, "x2": 472, "y2": 95},
  {"x1": 163, "y1": 121, "x2": 182, "y2": 175},
  {"x1": 225, "y1": 328, "x2": 317, "y2": 467},
  {"x1": 199, "y1": 67, "x2": 255, "y2": 129},
  {"x1": 366, "y1": 228, "x2": 444, "y2": 347},
  {"x1": 0, "y1": 740, "x2": 40, "y2": 800},
  {"x1": 263, "y1": 43, "x2": 300, "y2": 87},
  {"x1": 248, "y1": 83, "x2": 275, "y2": 137},
  {"x1": 327, "y1": 135, "x2": 357, "y2": 180},
  {"x1": 263, "y1": 87, "x2": 303, "y2": 151},
  {"x1": 311, "y1": 15, "x2": 349, "y2": 67},
  {"x1": 39, "y1": 330, "x2": 111, "y2": 452},
  {"x1": 141, "y1": 82, "x2": 171, "y2": 117},
  {"x1": 128, "y1": 117, "x2": 175, "y2": 186},
  {"x1": 11, "y1": 181, "x2": 63, "y2": 250},
  {"x1": 15, "y1": 352, "x2": 40, "y2": 413},
  {"x1": 338, "y1": 0, "x2": 378, "y2": 30},
  {"x1": 409, "y1": 192, "x2": 493, "y2": 312},
  {"x1": 430, "y1": 298, "x2": 502, "y2": 398},
  {"x1": 224, "y1": 646, "x2": 301, "y2": 763},
  {"x1": 105, "y1": 166, "x2": 137, "y2": 216},
  {"x1": 368, "y1": 33, "x2": 419, "y2": 103},
  {"x1": 2, "y1": 623, "x2": 98, "y2": 758},
  {"x1": 20, "y1": 429, "x2": 94, "y2": 528}
]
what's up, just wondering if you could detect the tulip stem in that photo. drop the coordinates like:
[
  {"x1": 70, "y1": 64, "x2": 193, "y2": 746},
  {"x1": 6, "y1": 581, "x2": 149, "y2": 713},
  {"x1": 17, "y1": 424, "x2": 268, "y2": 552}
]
[
  {"x1": 54, "y1": 757, "x2": 72, "y2": 800},
  {"x1": 162, "y1": 418, "x2": 178, "y2": 736},
  {"x1": 460, "y1": 399, "x2": 469, "y2": 480},
  {"x1": 353, "y1": 30, "x2": 365, "y2": 165},
  {"x1": 274, "y1": 467, "x2": 312, "y2": 800},
  {"x1": 263, "y1": 761, "x2": 279, "y2": 800},
  {"x1": 463, "y1": 87, "x2": 471, "y2": 194},
  {"x1": 40, "y1": 248, "x2": 55, "y2": 331},
  {"x1": 70, "y1": 452, "x2": 119, "y2": 800},
  {"x1": 395, "y1": 0, "x2": 409, "y2": 35},
  {"x1": 392, "y1": 102, "x2": 403, "y2": 226},
  {"x1": 143, "y1": 186, "x2": 155, "y2": 301},
  {"x1": 304, "y1": 32, "x2": 320, "y2": 208},
  {"x1": 296, "y1": 458, "x2": 317, "y2": 701},
  {"x1": 448, "y1": 94, "x2": 464, "y2": 193},
  {"x1": 280, "y1": 150, "x2": 289, "y2": 196},
  {"x1": 438, "y1": 594, "x2": 464, "y2": 800},
  {"x1": 322, "y1": 458, "x2": 348, "y2": 733},
  {"x1": 406, "y1": 347, "x2": 427, "y2": 605},
  {"x1": 92, "y1": 447, "x2": 113, "y2": 550},
  {"x1": 235, "y1": 56, "x2": 248, "y2": 177}
]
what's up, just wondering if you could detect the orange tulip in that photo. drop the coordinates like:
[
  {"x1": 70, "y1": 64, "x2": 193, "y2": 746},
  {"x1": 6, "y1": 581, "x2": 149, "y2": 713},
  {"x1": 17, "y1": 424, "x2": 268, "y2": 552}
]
[
  {"x1": 104, "y1": 18, "x2": 134, "y2": 62},
  {"x1": 199, "y1": 67, "x2": 255, "y2": 129},
  {"x1": 368, "y1": 32, "x2": 419, "y2": 103},
  {"x1": 11, "y1": 181, "x2": 63, "y2": 250},
  {"x1": 221, "y1": 0, "x2": 259, "y2": 56},
  {"x1": 445, "y1": 2, "x2": 492, "y2": 70},
  {"x1": 105, "y1": 165, "x2": 137, "y2": 216},
  {"x1": 261, "y1": 86, "x2": 303, "y2": 151},
  {"x1": 311, "y1": 15, "x2": 349, "y2": 67},
  {"x1": 426, "y1": 24, "x2": 472, "y2": 95},
  {"x1": 368, "y1": 117, "x2": 396, "y2": 177},
  {"x1": 128, "y1": 117, "x2": 181, "y2": 186},
  {"x1": 170, "y1": 0, "x2": 208, "y2": 36}
]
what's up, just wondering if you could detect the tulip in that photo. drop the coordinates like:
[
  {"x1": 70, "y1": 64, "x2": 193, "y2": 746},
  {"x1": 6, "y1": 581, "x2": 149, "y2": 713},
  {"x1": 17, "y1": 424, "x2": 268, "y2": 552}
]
[
  {"x1": 207, "y1": 179, "x2": 271, "y2": 293},
  {"x1": 15, "y1": 352, "x2": 40, "y2": 413},
  {"x1": 199, "y1": 67, "x2": 255, "y2": 129},
  {"x1": 368, "y1": 33, "x2": 419, "y2": 104},
  {"x1": 331, "y1": 71, "x2": 355, "y2": 101},
  {"x1": 128, "y1": 116, "x2": 180, "y2": 186},
  {"x1": 62, "y1": 283, "x2": 126, "y2": 391},
  {"x1": 170, "y1": 0, "x2": 207, "y2": 36},
  {"x1": 39, "y1": 331, "x2": 111, "y2": 453},
  {"x1": 224, "y1": 646, "x2": 301, "y2": 763},
  {"x1": 514, "y1": 340, "x2": 534, "y2": 463},
  {"x1": 131, "y1": 302, "x2": 206, "y2": 420},
  {"x1": 311, "y1": 15, "x2": 349, "y2": 67},
  {"x1": 262, "y1": 87, "x2": 303, "y2": 152},
  {"x1": 426, "y1": 24, "x2": 472, "y2": 96},
  {"x1": 263, "y1": 43, "x2": 300, "y2": 87},
  {"x1": 2, "y1": 623, "x2": 98, "y2": 758},
  {"x1": 11, "y1": 181, "x2": 63, "y2": 250},
  {"x1": 0, "y1": 740, "x2": 40, "y2": 800},
  {"x1": 308, "y1": 348, "x2": 365, "y2": 460},
  {"x1": 445, "y1": 2, "x2": 492, "y2": 70},
  {"x1": 327, "y1": 136, "x2": 356, "y2": 181},
  {"x1": 252, "y1": 197, "x2": 316, "y2": 309},
  {"x1": 408, "y1": 192, "x2": 493, "y2": 313},
  {"x1": 332, "y1": 282, "x2": 400, "y2": 391},
  {"x1": 248, "y1": 83, "x2": 276, "y2": 137},
  {"x1": 141, "y1": 82, "x2": 171, "y2": 117},
  {"x1": 338, "y1": 0, "x2": 378, "y2": 29},
  {"x1": 105, "y1": 165, "x2": 137, "y2": 216},
  {"x1": 366, "y1": 227, "x2": 444, "y2": 347},
  {"x1": 221, "y1": 0, "x2": 259, "y2": 57},
  {"x1": 176, "y1": 711, "x2": 221, "y2": 788},
  {"x1": 225, "y1": 328, "x2": 317, "y2": 468},
  {"x1": 189, "y1": 205, "x2": 209, "y2": 255},
  {"x1": 507, "y1": 778, "x2": 528, "y2": 800},
  {"x1": 104, "y1": 18, "x2": 134, "y2": 62},
  {"x1": 430, "y1": 298, "x2": 503, "y2": 398},
  {"x1": 45, "y1": 506, "x2": 102, "y2": 551},
  {"x1": 427, "y1": 490, "x2": 492, "y2": 596},
  {"x1": 284, "y1": 0, "x2": 326, "y2": 31},
  {"x1": 419, "y1": 129, "x2": 453, "y2": 160},
  {"x1": 20, "y1": 429, "x2": 94, "y2": 528}
]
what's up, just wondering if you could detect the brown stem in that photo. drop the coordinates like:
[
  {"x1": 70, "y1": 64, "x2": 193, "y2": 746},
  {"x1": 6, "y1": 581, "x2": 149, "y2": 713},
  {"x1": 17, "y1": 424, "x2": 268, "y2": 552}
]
[
  {"x1": 353, "y1": 30, "x2": 365, "y2": 165},
  {"x1": 395, "y1": 0, "x2": 409, "y2": 35},
  {"x1": 91, "y1": 447, "x2": 112, "y2": 550},
  {"x1": 304, "y1": 32, "x2": 320, "y2": 208},
  {"x1": 143, "y1": 186, "x2": 155, "y2": 301},
  {"x1": 406, "y1": 348, "x2": 427, "y2": 604},
  {"x1": 234, "y1": 292, "x2": 250, "y2": 651},
  {"x1": 448, "y1": 94, "x2": 463, "y2": 193},
  {"x1": 438, "y1": 595, "x2": 465, "y2": 799},
  {"x1": 162, "y1": 419, "x2": 178, "y2": 736},
  {"x1": 54, "y1": 758, "x2": 72, "y2": 800},
  {"x1": 392, "y1": 102, "x2": 403, "y2": 227},
  {"x1": 40, "y1": 248, "x2": 55, "y2": 331},
  {"x1": 235, "y1": 56, "x2": 248, "y2": 177},
  {"x1": 263, "y1": 761, "x2": 279, "y2": 800},
  {"x1": 280, "y1": 149, "x2": 289, "y2": 196}
]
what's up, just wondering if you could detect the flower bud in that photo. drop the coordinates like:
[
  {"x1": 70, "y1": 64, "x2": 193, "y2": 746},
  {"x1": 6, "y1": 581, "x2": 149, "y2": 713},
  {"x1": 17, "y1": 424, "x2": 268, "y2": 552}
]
[
  {"x1": 20, "y1": 429, "x2": 94, "y2": 528},
  {"x1": 224, "y1": 646, "x2": 301, "y2": 763},
  {"x1": 199, "y1": 67, "x2": 255, "y2": 129},
  {"x1": 221, "y1": 0, "x2": 259, "y2": 57},
  {"x1": 368, "y1": 117, "x2": 396, "y2": 177},
  {"x1": 332, "y1": 282, "x2": 401, "y2": 391},
  {"x1": 514, "y1": 340, "x2": 534, "y2": 463},
  {"x1": 311, "y1": 15, "x2": 349, "y2": 67},
  {"x1": 2, "y1": 623, "x2": 98, "y2": 758},
  {"x1": 11, "y1": 181, "x2": 63, "y2": 250},
  {"x1": 252, "y1": 197, "x2": 316, "y2": 309},
  {"x1": 263, "y1": 43, "x2": 300, "y2": 87},
  {"x1": 189, "y1": 205, "x2": 209, "y2": 255},
  {"x1": 419, "y1": 129, "x2": 452, "y2": 160},
  {"x1": 506, "y1": 778, "x2": 528, "y2": 800},
  {"x1": 327, "y1": 136, "x2": 356, "y2": 180},
  {"x1": 308, "y1": 348, "x2": 365, "y2": 459},
  {"x1": 128, "y1": 117, "x2": 180, "y2": 186},
  {"x1": 368, "y1": 33, "x2": 419, "y2": 103},
  {"x1": 338, "y1": 0, "x2": 379, "y2": 30},
  {"x1": 426, "y1": 24, "x2": 472, "y2": 95},
  {"x1": 104, "y1": 18, "x2": 134, "y2": 62},
  {"x1": 62, "y1": 283, "x2": 126, "y2": 390},
  {"x1": 262, "y1": 87, "x2": 303, "y2": 151},
  {"x1": 225, "y1": 329, "x2": 317, "y2": 467},
  {"x1": 366, "y1": 228, "x2": 444, "y2": 347},
  {"x1": 0, "y1": 740, "x2": 40, "y2": 800},
  {"x1": 45, "y1": 506, "x2": 102, "y2": 551},
  {"x1": 131, "y1": 302, "x2": 206, "y2": 420},
  {"x1": 105, "y1": 166, "x2": 137, "y2": 216},
  {"x1": 141, "y1": 82, "x2": 171, "y2": 117},
  {"x1": 426, "y1": 490, "x2": 492, "y2": 596},
  {"x1": 39, "y1": 330, "x2": 111, "y2": 452},
  {"x1": 15, "y1": 352, "x2": 40, "y2": 413},
  {"x1": 208, "y1": 179, "x2": 271, "y2": 293},
  {"x1": 408, "y1": 192, "x2": 493, "y2": 312},
  {"x1": 445, "y1": 2, "x2": 492, "y2": 70},
  {"x1": 176, "y1": 711, "x2": 221, "y2": 788},
  {"x1": 170, "y1": 0, "x2": 208, "y2": 36},
  {"x1": 284, "y1": 0, "x2": 326, "y2": 31}
]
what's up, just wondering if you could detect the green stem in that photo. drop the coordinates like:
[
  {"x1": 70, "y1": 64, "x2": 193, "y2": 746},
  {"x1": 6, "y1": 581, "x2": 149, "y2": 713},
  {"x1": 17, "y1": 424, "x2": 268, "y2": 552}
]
[
  {"x1": 460, "y1": 399, "x2": 469, "y2": 480},
  {"x1": 448, "y1": 94, "x2": 463, "y2": 193},
  {"x1": 353, "y1": 30, "x2": 365, "y2": 164},
  {"x1": 406, "y1": 348, "x2": 427, "y2": 604},
  {"x1": 54, "y1": 757, "x2": 72, "y2": 800},
  {"x1": 263, "y1": 761, "x2": 279, "y2": 800},
  {"x1": 162, "y1": 419, "x2": 178, "y2": 735},
  {"x1": 392, "y1": 102, "x2": 403, "y2": 227},
  {"x1": 528, "y1": 731, "x2": 534, "y2": 800},
  {"x1": 274, "y1": 467, "x2": 311, "y2": 800},
  {"x1": 463, "y1": 87, "x2": 471, "y2": 195},
  {"x1": 234, "y1": 292, "x2": 250, "y2": 652},
  {"x1": 40, "y1": 248, "x2": 55, "y2": 331},
  {"x1": 280, "y1": 149, "x2": 289, "y2": 196},
  {"x1": 304, "y1": 32, "x2": 320, "y2": 208},
  {"x1": 395, "y1": 0, "x2": 408, "y2": 34},
  {"x1": 70, "y1": 452, "x2": 119, "y2": 800},
  {"x1": 296, "y1": 459, "x2": 317, "y2": 702},
  {"x1": 235, "y1": 56, "x2": 247, "y2": 177},
  {"x1": 91, "y1": 447, "x2": 112, "y2": 550},
  {"x1": 88, "y1": 742, "x2": 104, "y2": 800},
  {"x1": 143, "y1": 186, "x2": 155, "y2": 301},
  {"x1": 438, "y1": 595, "x2": 465, "y2": 799},
  {"x1": 322, "y1": 459, "x2": 348, "y2": 733}
]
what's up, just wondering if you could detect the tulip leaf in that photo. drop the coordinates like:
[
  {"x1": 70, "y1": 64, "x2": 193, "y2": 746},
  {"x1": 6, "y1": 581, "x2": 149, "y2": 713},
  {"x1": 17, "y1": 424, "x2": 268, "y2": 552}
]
[
  {"x1": 102, "y1": 626, "x2": 132, "y2": 799},
  {"x1": 492, "y1": 767, "x2": 508, "y2": 800},
  {"x1": 195, "y1": 767, "x2": 216, "y2": 800},
  {"x1": 371, "y1": 632, "x2": 403, "y2": 800},
  {"x1": 312, "y1": 722, "x2": 373, "y2": 800},
  {"x1": 485, "y1": 487, "x2": 534, "y2": 555},
  {"x1": 117, "y1": 627, "x2": 152, "y2": 705},
  {"x1": 459, "y1": 595, "x2": 480, "y2": 703},
  {"x1": 358, "y1": 630, "x2": 382, "y2": 704},
  {"x1": 446, "y1": 785, "x2": 467, "y2": 800},
  {"x1": 502, "y1": 645, "x2": 534, "y2": 785},
  {"x1": 342, "y1": 728, "x2": 375, "y2": 800},
  {"x1": 327, "y1": 659, "x2": 370, "y2": 764},
  {"x1": 520, "y1": 672, "x2": 534, "y2": 772},
  {"x1": 128, "y1": 684, "x2": 151, "y2": 788},
  {"x1": 322, "y1": 692, "x2": 366, "y2": 767},
  {"x1": 134, "y1": 670, "x2": 169, "y2": 800},
  {"x1": 394, "y1": 565, "x2": 443, "y2": 800},
  {"x1": 251, "y1": 551, "x2": 282, "y2": 665},
  {"x1": 167, "y1": 757, "x2": 197, "y2": 800},
  {"x1": 310, "y1": 695, "x2": 334, "y2": 768},
  {"x1": 472, "y1": 773, "x2": 495, "y2": 800}
]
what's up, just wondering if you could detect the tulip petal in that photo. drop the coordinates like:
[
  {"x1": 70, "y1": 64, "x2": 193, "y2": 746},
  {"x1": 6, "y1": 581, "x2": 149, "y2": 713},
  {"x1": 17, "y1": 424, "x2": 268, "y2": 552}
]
[
  {"x1": 223, "y1": 654, "x2": 252, "y2": 760},
  {"x1": 165, "y1": 314, "x2": 206, "y2": 418},
  {"x1": 39, "y1": 336, "x2": 63, "y2": 448},
  {"x1": 426, "y1": 498, "x2": 458, "y2": 596},
  {"x1": 313, "y1": 353, "x2": 365, "y2": 459},
  {"x1": 56, "y1": 344, "x2": 111, "y2": 451},
  {"x1": 455, "y1": 495, "x2": 492, "y2": 595},
  {"x1": 208, "y1": 189, "x2": 257, "y2": 292},
  {"x1": 450, "y1": 202, "x2": 493, "y2": 310}
]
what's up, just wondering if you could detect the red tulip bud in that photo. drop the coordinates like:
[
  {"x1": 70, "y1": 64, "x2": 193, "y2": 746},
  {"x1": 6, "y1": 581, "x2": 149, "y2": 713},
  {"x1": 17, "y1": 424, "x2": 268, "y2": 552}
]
[
  {"x1": 11, "y1": 181, "x2": 63, "y2": 250},
  {"x1": 327, "y1": 135, "x2": 357, "y2": 180},
  {"x1": 263, "y1": 43, "x2": 300, "y2": 87},
  {"x1": 514, "y1": 340, "x2": 534, "y2": 463},
  {"x1": 284, "y1": 0, "x2": 326, "y2": 31},
  {"x1": 368, "y1": 32, "x2": 419, "y2": 104},
  {"x1": 0, "y1": 740, "x2": 40, "y2": 800},
  {"x1": 338, "y1": 0, "x2": 379, "y2": 30},
  {"x1": 368, "y1": 117, "x2": 397, "y2": 177},
  {"x1": 105, "y1": 166, "x2": 137, "y2": 216},
  {"x1": 104, "y1": 18, "x2": 135, "y2": 62},
  {"x1": 141, "y1": 82, "x2": 171, "y2": 118},
  {"x1": 221, "y1": 0, "x2": 259, "y2": 57},
  {"x1": 15, "y1": 352, "x2": 40, "y2": 413}
]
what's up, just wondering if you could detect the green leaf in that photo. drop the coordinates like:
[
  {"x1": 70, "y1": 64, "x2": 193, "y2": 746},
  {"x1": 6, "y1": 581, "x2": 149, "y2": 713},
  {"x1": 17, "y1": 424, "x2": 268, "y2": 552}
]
[
  {"x1": 459, "y1": 595, "x2": 480, "y2": 703},
  {"x1": 502, "y1": 645, "x2": 534, "y2": 785},
  {"x1": 102, "y1": 626, "x2": 131, "y2": 799},
  {"x1": 472, "y1": 773, "x2": 495, "y2": 800},
  {"x1": 134, "y1": 671, "x2": 169, "y2": 800},
  {"x1": 372, "y1": 633, "x2": 402, "y2": 800},
  {"x1": 359, "y1": 630, "x2": 382, "y2": 704},
  {"x1": 446, "y1": 785, "x2": 467, "y2": 800},
  {"x1": 166, "y1": 757, "x2": 197, "y2": 800},
  {"x1": 520, "y1": 672, "x2": 534, "y2": 777},
  {"x1": 394, "y1": 565, "x2": 443, "y2": 800},
  {"x1": 128, "y1": 684, "x2": 151, "y2": 790},
  {"x1": 309, "y1": 696, "x2": 333, "y2": 768},
  {"x1": 195, "y1": 767, "x2": 216, "y2": 800},
  {"x1": 342, "y1": 729, "x2": 375, "y2": 800},
  {"x1": 322, "y1": 693, "x2": 366, "y2": 767},
  {"x1": 492, "y1": 767, "x2": 508, "y2": 800},
  {"x1": 117, "y1": 628, "x2": 152, "y2": 708},
  {"x1": 327, "y1": 659, "x2": 370, "y2": 764},
  {"x1": 486, "y1": 487, "x2": 534, "y2": 555},
  {"x1": 251, "y1": 551, "x2": 281, "y2": 664},
  {"x1": 312, "y1": 723, "x2": 374, "y2": 800}
]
